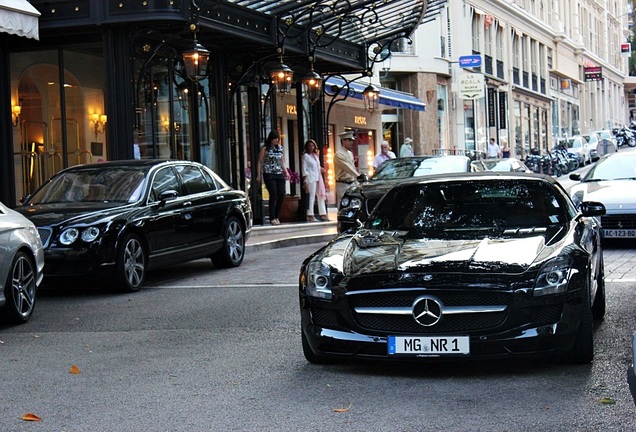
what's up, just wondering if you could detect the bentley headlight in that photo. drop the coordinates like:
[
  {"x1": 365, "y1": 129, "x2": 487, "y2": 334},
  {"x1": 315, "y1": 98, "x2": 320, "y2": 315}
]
[
  {"x1": 340, "y1": 197, "x2": 351, "y2": 208},
  {"x1": 348, "y1": 197, "x2": 362, "y2": 210},
  {"x1": 59, "y1": 228, "x2": 79, "y2": 245},
  {"x1": 534, "y1": 256, "x2": 573, "y2": 296},
  {"x1": 306, "y1": 260, "x2": 333, "y2": 300},
  {"x1": 81, "y1": 226, "x2": 101, "y2": 243}
]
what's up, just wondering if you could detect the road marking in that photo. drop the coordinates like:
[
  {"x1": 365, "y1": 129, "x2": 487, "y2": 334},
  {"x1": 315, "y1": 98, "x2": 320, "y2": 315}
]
[
  {"x1": 147, "y1": 284, "x2": 297, "y2": 289},
  {"x1": 606, "y1": 279, "x2": 636, "y2": 283}
]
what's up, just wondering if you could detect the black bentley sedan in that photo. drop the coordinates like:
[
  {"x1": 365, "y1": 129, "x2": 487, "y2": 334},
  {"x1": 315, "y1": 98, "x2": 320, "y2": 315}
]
[
  {"x1": 337, "y1": 155, "x2": 474, "y2": 233},
  {"x1": 301, "y1": 172, "x2": 606, "y2": 364},
  {"x1": 16, "y1": 160, "x2": 252, "y2": 292}
]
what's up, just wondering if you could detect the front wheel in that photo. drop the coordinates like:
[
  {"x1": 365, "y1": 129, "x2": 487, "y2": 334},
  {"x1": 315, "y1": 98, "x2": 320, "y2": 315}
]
[
  {"x1": 1, "y1": 251, "x2": 37, "y2": 324},
  {"x1": 559, "y1": 278, "x2": 594, "y2": 364},
  {"x1": 629, "y1": 138, "x2": 636, "y2": 147},
  {"x1": 114, "y1": 233, "x2": 146, "y2": 292},
  {"x1": 212, "y1": 217, "x2": 245, "y2": 268}
]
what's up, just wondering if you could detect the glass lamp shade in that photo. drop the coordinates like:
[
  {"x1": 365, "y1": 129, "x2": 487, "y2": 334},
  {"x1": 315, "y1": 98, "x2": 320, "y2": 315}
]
[
  {"x1": 363, "y1": 84, "x2": 380, "y2": 113},
  {"x1": 302, "y1": 70, "x2": 323, "y2": 104},
  {"x1": 270, "y1": 63, "x2": 294, "y2": 95},
  {"x1": 183, "y1": 42, "x2": 210, "y2": 81}
]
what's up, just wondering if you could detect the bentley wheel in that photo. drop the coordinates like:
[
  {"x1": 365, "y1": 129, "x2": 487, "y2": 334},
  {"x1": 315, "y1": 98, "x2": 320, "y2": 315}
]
[
  {"x1": 592, "y1": 258, "x2": 606, "y2": 320},
  {"x1": 1, "y1": 252, "x2": 37, "y2": 324},
  {"x1": 114, "y1": 233, "x2": 146, "y2": 292},
  {"x1": 212, "y1": 217, "x2": 245, "y2": 268},
  {"x1": 302, "y1": 331, "x2": 333, "y2": 365},
  {"x1": 561, "y1": 278, "x2": 594, "y2": 364}
]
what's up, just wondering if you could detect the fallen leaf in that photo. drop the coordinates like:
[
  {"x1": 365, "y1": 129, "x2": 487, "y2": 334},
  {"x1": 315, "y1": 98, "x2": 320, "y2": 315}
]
[
  {"x1": 69, "y1": 365, "x2": 81, "y2": 374},
  {"x1": 599, "y1": 397, "x2": 616, "y2": 405},
  {"x1": 22, "y1": 413, "x2": 42, "y2": 421},
  {"x1": 332, "y1": 403, "x2": 352, "y2": 413}
]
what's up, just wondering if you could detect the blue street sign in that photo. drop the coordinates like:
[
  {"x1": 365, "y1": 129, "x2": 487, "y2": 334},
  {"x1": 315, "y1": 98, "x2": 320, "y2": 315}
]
[{"x1": 458, "y1": 55, "x2": 482, "y2": 68}]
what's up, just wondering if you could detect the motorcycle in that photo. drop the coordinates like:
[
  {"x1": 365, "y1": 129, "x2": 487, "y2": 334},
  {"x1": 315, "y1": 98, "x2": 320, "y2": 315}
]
[{"x1": 614, "y1": 127, "x2": 636, "y2": 147}]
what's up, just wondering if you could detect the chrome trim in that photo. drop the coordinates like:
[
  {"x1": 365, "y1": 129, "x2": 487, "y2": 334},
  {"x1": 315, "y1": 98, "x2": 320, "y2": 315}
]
[{"x1": 354, "y1": 305, "x2": 508, "y2": 315}]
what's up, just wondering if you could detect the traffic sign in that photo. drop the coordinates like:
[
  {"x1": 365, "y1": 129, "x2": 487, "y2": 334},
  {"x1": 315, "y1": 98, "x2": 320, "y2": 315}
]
[{"x1": 458, "y1": 55, "x2": 482, "y2": 68}]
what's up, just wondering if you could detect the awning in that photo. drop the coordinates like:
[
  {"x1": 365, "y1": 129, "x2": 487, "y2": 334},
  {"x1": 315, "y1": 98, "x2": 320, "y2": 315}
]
[
  {"x1": 326, "y1": 76, "x2": 426, "y2": 111},
  {"x1": 0, "y1": 0, "x2": 40, "y2": 40}
]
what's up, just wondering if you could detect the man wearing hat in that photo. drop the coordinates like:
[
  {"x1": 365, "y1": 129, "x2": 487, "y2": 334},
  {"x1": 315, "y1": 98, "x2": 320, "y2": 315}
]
[
  {"x1": 400, "y1": 137, "x2": 414, "y2": 157},
  {"x1": 334, "y1": 130, "x2": 360, "y2": 208}
]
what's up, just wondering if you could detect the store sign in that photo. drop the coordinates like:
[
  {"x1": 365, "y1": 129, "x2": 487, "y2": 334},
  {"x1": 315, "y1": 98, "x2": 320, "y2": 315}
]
[
  {"x1": 459, "y1": 73, "x2": 485, "y2": 99},
  {"x1": 286, "y1": 104, "x2": 297, "y2": 115},
  {"x1": 621, "y1": 43, "x2": 632, "y2": 55},
  {"x1": 584, "y1": 66, "x2": 603, "y2": 82},
  {"x1": 354, "y1": 116, "x2": 367, "y2": 125}
]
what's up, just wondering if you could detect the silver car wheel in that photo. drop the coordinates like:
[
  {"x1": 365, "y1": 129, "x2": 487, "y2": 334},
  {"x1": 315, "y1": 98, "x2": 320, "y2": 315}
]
[
  {"x1": 227, "y1": 219, "x2": 245, "y2": 263},
  {"x1": 123, "y1": 237, "x2": 145, "y2": 289},
  {"x1": 11, "y1": 253, "x2": 36, "y2": 319}
]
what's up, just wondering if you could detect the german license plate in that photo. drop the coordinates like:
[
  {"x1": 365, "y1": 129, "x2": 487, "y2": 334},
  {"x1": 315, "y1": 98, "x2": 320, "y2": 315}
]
[
  {"x1": 604, "y1": 229, "x2": 636, "y2": 238},
  {"x1": 388, "y1": 336, "x2": 470, "y2": 356}
]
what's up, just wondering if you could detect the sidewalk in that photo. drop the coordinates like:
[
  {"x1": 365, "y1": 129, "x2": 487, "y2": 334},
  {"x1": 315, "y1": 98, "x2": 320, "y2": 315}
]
[{"x1": 246, "y1": 206, "x2": 339, "y2": 252}]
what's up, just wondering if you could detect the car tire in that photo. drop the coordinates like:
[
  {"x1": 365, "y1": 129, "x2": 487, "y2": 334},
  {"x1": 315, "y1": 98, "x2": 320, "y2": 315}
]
[
  {"x1": 211, "y1": 217, "x2": 245, "y2": 268},
  {"x1": 592, "y1": 258, "x2": 606, "y2": 320},
  {"x1": 1, "y1": 251, "x2": 37, "y2": 324},
  {"x1": 560, "y1": 278, "x2": 594, "y2": 364},
  {"x1": 302, "y1": 331, "x2": 334, "y2": 364},
  {"x1": 114, "y1": 233, "x2": 146, "y2": 292}
]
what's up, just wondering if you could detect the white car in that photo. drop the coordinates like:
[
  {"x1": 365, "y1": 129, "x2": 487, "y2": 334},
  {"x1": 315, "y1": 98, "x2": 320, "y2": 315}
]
[
  {"x1": 560, "y1": 136, "x2": 591, "y2": 166},
  {"x1": 569, "y1": 151, "x2": 636, "y2": 240},
  {"x1": 0, "y1": 201, "x2": 44, "y2": 324}
]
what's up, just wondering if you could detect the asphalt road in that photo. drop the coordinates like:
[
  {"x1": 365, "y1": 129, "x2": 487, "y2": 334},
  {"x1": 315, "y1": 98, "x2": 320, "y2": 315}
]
[{"x1": 1, "y1": 241, "x2": 636, "y2": 431}]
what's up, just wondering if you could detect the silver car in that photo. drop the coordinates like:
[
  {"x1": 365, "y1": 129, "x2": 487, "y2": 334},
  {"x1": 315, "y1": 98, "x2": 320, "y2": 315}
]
[{"x1": 0, "y1": 201, "x2": 44, "y2": 324}]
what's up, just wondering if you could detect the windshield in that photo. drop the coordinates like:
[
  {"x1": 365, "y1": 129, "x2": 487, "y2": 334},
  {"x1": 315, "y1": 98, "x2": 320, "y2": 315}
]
[
  {"x1": 372, "y1": 157, "x2": 468, "y2": 181},
  {"x1": 28, "y1": 166, "x2": 149, "y2": 204},
  {"x1": 368, "y1": 179, "x2": 569, "y2": 239},
  {"x1": 583, "y1": 154, "x2": 636, "y2": 181}
]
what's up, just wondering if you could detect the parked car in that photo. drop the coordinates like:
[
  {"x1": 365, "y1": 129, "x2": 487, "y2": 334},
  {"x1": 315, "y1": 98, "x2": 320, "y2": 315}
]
[
  {"x1": 559, "y1": 136, "x2": 591, "y2": 166},
  {"x1": 15, "y1": 160, "x2": 252, "y2": 292},
  {"x1": 569, "y1": 151, "x2": 636, "y2": 240},
  {"x1": 581, "y1": 132, "x2": 601, "y2": 162},
  {"x1": 471, "y1": 157, "x2": 532, "y2": 173},
  {"x1": 0, "y1": 201, "x2": 44, "y2": 324},
  {"x1": 628, "y1": 331, "x2": 636, "y2": 406},
  {"x1": 337, "y1": 155, "x2": 474, "y2": 233},
  {"x1": 300, "y1": 172, "x2": 606, "y2": 364}
]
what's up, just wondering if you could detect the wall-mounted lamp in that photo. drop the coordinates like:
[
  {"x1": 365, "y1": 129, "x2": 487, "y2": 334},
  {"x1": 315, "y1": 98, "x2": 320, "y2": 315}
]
[
  {"x1": 176, "y1": 81, "x2": 190, "y2": 111},
  {"x1": 91, "y1": 113, "x2": 107, "y2": 137},
  {"x1": 11, "y1": 103, "x2": 21, "y2": 127},
  {"x1": 363, "y1": 84, "x2": 380, "y2": 113},
  {"x1": 270, "y1": 51, "x2": 294, "y2": 97},
  {"x1": 302, "y1": 68, "x2": 323, "y2": 105}
]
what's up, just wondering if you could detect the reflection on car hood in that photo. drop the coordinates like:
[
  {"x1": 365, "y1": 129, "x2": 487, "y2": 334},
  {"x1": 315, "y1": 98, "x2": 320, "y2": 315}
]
[
  {"x1": 357, "y1": 180, "x2": 404, "y2": 198},
  {"x1": 15, "y1": 203, "x2": 131, "y2": 227},
  {"x1": 570, "y1": 180, "x2": 636, "y2": 212},
  {"x1": 328, "y1": 231, "x2": 551, "y2": 277}
]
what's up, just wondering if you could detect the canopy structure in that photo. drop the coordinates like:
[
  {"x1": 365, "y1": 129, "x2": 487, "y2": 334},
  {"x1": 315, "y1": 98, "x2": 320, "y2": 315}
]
[
  {"x1": 326, "y1": 76, "x2": 426, "y2": 111},
  {"x1": 0, "y1": 0, "x2": 40, "y2": 40}
]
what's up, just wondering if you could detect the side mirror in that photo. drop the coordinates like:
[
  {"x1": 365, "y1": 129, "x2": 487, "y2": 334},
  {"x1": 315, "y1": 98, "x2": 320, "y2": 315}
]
[
  {"x1": 569, "y1": 173, "x2": 581, "y2": 181},
  {"x1": 158, "y1": 189, "x2": 179, "y2": 202},
  {"x1": 580, "y1": 201, "x2": 606, "y2": 217},
  {"x1": 357, "y1": 173, "x2": 369, "y2": 183}
]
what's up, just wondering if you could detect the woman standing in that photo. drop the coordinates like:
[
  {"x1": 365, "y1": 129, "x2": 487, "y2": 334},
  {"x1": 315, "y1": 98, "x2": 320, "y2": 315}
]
[
  {"x1": 302, "y1": 139, "x2": 328, "y2": 222},
  {"x1": 257, "y1": 130, "x2": 288, "y2": 225}
]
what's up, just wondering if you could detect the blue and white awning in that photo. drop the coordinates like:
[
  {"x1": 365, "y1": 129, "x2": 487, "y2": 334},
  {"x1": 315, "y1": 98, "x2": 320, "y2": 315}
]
[
  {"x1": 325, "y1": 76, "x2": 426, "y2": 112},
  {"x1": 0, "y1": 0, "x2": 40, "y2": 40}
]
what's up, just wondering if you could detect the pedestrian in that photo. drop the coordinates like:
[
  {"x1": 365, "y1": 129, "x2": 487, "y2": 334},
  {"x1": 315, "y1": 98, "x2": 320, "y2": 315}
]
[
  {"x1": 373, "y1": 140, "x2": 396, "y2": 170},
  {"x1": 257, "y1": 130, "x2": 289, "y2": 225},
  {"x1": 400, "y1": 137, "x2": 414, "y2": 157},
  {"x1": 487, "y1": 138, "x2": 501, "y2": 158},
  {"x1": 302, "y1": 139, "x2": 329, "y2": 222},
  {"x1": 334, "y1": 130, "x2": 360, "y2": 208},
  {"x1": 501, "y1": 140, "x2": 510, "y2": 158}
]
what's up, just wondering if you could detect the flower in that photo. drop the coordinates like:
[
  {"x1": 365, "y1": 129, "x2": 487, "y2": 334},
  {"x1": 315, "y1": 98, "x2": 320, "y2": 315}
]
[{"x1": 286, "y1": 167, "x2": 300, "y2": 184}]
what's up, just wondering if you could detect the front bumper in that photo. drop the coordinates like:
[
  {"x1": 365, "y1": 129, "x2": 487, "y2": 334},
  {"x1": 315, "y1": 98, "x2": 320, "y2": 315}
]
[{"x1": 300, "y1": 290, "x2": 586, "y2": 362}]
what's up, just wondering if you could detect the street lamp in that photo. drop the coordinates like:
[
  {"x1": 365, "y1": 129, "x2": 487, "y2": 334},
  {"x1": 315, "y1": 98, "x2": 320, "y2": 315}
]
[
  {"x1": 302, "y1": 69, "x2": 323, "y2": 105},
  {"x1": 182, "y1": 38, "x2": 210, "y2": 81},
  {"x1": 363, "y1": 83, "x2": 380, "y2": 113}
]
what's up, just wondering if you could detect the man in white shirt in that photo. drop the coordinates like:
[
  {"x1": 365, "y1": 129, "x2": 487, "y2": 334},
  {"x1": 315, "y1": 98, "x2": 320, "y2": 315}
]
[
  {"x1": 373, "y1": 141, "x2": 396, "y2": 170},
  {"x1": 487, "y1": 138, "x2": 501, "y2": 158}
]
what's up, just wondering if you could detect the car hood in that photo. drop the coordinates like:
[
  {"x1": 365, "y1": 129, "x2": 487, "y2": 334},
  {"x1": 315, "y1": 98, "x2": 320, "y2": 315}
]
[
  {"x1": 570, "y1": 180, "x2": 636, "y2": 213},
  {"x1": 321, "y1": 230, "x2": 554, "y2": 277},
  {"x1": 14, "y1": 203, "x2": 133, "y2": 227},
  {"x1": 353, "y1": 180, "x2": 405, "y2": 198}
]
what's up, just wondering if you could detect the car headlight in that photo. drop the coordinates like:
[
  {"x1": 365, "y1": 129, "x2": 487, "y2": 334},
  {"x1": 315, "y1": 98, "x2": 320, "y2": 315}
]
[
  {"x1": 533, "y1": 256, "x2": 573, "y2": 296},
  {"x1": 81, "y1": 226, "x2": 101, "y2": 242},
  {"x1": 305, "y1": 260, "x2": 333, "y2": 300},
  {"x1": 59, "y1": 226, "x2": 102, "y2": 245},
  {"x1": 59, "y1": 228, "x2": 80, "y2": 245},
  {"x1": 340, "y1": 197, "x2": 350, "y2": 208}
]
